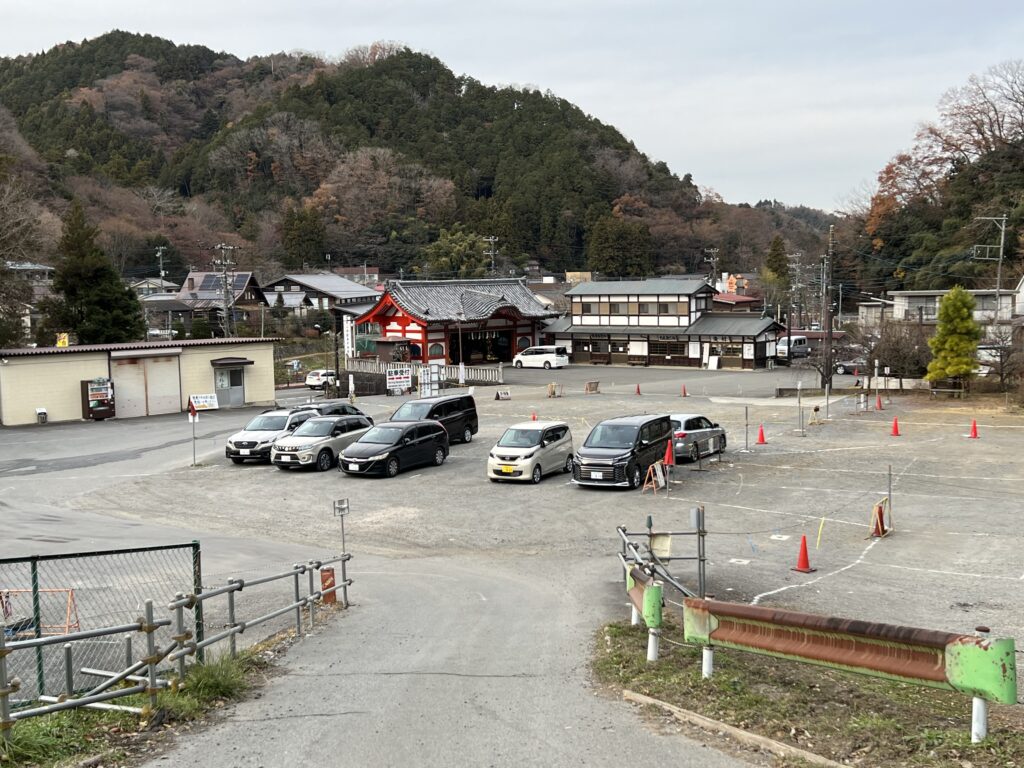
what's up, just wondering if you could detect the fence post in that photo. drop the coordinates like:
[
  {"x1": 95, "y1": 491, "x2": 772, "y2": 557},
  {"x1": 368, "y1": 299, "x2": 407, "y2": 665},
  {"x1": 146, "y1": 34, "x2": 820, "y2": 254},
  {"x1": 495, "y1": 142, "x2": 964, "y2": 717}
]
[
  {"x1": 702, "y1": 646, "x2": 714, "y2": 679},
  {"x1": 307, "y1": 564, "x2": 317, "y2": 630},
  {"x1": 142, "y1": 600, "x2": 159, "y2": 713},
  {"x1": 227, "y1": 579, "x2": 238, "y2": 659},
  {"x1": 30, "y1": 557, "x2": 44, "y2": 697},
  {"x1": 63, "y1": 643, "x2": 74, "y2": 698},
  {"x1": 191, "y1": 541, "x2": 205, "y2": 663},
  {"x1": 697, "y1": 505, "x2": 707, "y2": 599},
  {"x1": 173, "y1": 593, "x2": 187, "y2": 681},
  {"x1": 0, "y1": 630, "x2": 12, "y2": 754},
  {"x1": 972, "y1": 625, "x2": 990, "y2": 743},
  {"x1": 340, "y1": 556, "x2": 350, "y2": 609},
  {"x1": 292, "y1": 565, "x2": 303, "y2": 636},
  {"x1": 124, "y1": 636, "x2": 133, "y2": 670}
]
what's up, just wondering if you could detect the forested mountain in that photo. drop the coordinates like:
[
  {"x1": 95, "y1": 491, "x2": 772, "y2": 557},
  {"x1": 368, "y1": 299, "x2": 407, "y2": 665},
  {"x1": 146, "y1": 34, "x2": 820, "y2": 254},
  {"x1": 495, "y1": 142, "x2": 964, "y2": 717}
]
[{"x1": 0, "y1": 32, "x2": 828, "y2": 285}]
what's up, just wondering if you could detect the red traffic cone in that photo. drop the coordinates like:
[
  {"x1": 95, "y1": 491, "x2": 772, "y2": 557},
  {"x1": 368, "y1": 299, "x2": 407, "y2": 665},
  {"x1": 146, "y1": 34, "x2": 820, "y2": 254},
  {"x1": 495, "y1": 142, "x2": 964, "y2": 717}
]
[
  {"x1": 636, "y1": 383, "x2": 641, "y2": 395},
  {"x1": 968, "y1": 419, "x2": 979, "y2": 439},
  {"x1": 871, "y1": 504, "x2": 887, "y2": 538},
  {"x1": 681, "y1": 384, "x2": 688, "y2": 397},
  {"x1": 792, "y1": 535, "x2": 816, "y2": 573},
  {"x1": 663, "y1": 440, "x2": 675, "y2": 466},
  {"x1": 875, "y1": 394, "x2": 884, "y2": 411},
  {"x1": 891, "y1": 416, "x2": 901, "y2": 437},
  {"x1": 756, "y1": 424, "x2": 766, "y2": 445},
  {"x1": 853, "y1": 367, "x2": 859, "y2": 377},
  {"x1": 531, "y1": 411, "x2": 537, "y2": 421}
]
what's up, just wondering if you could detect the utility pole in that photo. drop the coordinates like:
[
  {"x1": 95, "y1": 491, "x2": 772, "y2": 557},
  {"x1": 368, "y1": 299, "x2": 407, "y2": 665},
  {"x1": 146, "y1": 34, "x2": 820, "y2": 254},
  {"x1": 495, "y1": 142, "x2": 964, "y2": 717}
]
[
  {"x1": 822, "y1": 225, "x2": 835, "y2": 390},
  {"x1": 155, "y1": 245, "x2": 168, "y2": 337},
  {"x1": 483, "y1": 236, "x2": 499, "y2": 275},
  {"x1": 703, "y1": 247, "x2": 720, "y2": 286},
  {"x1": 213, "y1": 244, "x2": 238, "y2": 337},
  {"x1": 973, "y1": 214, "x2": 1007, "y2": 319}
]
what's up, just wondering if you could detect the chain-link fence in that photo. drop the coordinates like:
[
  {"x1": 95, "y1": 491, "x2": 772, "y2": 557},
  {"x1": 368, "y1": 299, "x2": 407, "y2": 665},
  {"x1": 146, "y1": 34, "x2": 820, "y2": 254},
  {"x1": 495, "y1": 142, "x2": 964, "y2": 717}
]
[{"x1": 0, "y1": 544, "x2": 201, "y2": 705}]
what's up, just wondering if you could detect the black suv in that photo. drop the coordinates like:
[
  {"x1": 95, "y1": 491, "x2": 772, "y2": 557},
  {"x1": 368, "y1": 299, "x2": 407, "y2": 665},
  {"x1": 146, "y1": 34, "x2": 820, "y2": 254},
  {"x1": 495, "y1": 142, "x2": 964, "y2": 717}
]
[
  {"x1": 390, "y1": 394, "x2": 478, "y2": 444},
  {"x1": 572, "y1": 414, "x2": 672, "y2": 489}
]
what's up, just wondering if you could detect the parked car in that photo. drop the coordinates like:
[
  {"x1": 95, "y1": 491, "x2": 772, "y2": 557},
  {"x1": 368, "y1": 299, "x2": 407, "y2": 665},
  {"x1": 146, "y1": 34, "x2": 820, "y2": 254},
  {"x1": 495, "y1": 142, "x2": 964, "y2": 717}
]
[
  {"x1": 271, "y1": 415, "x2": 372, "y2": 471},
  {"x1": 776, "y1": 336, "x2": 809, "y2": 364},
  {"x1": 314, "y1": 401, "x2": 373, "y2": 423},
  {"x1": 340, "y1": 420, "x2": 449, "y2": 478},
  {"x1": 512, "y1": 345, "x2": 570, "y2": 369},
  {"x1": 390, "y1": 394, "x2": 478, "y2": 444},
  {"x1": 670, "y1": 413, "x2": 726, "y2": 462},
  {"x1": 225, "y1": 406, "x2": 320, "y2": 464},
  {"x1": 487, "y1": 421, "x2": 573, "y2": 483},
  {"x1": 572, "y1": 414, "x2": 672, "y2": 489},
  {"x1": 834, "y1": 358, "x2": 866, "y2": 375},
  {"x1": 305, "y1": 369, "x2": 336, "y2": 389}
]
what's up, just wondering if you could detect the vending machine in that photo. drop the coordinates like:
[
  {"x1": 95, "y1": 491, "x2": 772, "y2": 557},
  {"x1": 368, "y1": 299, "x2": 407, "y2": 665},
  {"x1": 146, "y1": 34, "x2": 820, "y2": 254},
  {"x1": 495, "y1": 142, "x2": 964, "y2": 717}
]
[{"x1": 80, "y1": 378, "x2": 115, "y2": 420}]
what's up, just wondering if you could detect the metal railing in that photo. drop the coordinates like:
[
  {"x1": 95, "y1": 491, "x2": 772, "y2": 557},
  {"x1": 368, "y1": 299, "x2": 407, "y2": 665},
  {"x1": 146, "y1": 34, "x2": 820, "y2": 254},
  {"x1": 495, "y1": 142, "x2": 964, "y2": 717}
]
[
  {"x1": 345, "y1": 357, "x2": 504, "y2": 384},
  {"x1": 0, "y1": 555, "x2": 352, "y2": 744}
]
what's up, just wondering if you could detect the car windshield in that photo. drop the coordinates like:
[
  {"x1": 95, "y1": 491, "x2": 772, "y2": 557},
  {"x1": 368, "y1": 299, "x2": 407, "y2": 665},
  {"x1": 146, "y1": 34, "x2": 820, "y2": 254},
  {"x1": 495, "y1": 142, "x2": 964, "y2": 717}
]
[
  {"x1": 497, "y1": 428, "x2": 542, "y2": 448},
  {"x1": 584, "y1": 424, "x2": 639, "y2": 449},
  {"x1": 293, "y1": 420, "x2": 335, "y2": 437},
  {"x1": 360, "y1": 426, "x2": 403, "y2": 444},
  {"x1": 243, "y1": 415, "x2": 287, "y2": 431},
  {"x1": 392, "y1": 402, "x2": 432, "y2": 420}
]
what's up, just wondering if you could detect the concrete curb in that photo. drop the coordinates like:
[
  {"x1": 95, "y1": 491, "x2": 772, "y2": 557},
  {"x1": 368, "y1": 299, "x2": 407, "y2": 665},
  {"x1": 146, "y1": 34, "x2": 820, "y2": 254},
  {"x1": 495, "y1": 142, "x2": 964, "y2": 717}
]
[{"x1": 623, "y1": 689, "x2": 845, "y2": 768}]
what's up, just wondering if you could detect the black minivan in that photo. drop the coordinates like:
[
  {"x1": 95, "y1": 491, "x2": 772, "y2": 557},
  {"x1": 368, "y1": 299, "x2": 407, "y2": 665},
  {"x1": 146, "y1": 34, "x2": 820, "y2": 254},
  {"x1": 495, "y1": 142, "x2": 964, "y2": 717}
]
[
  {"x1": 572, "y1": 414, "x2": 672, "y2": 489},
  {"x1": 390, "y1": 394, "x2": 478, "y2": 444},
  {"x1": 340, "y1": 420, "x2": 449, "y2": 478}
]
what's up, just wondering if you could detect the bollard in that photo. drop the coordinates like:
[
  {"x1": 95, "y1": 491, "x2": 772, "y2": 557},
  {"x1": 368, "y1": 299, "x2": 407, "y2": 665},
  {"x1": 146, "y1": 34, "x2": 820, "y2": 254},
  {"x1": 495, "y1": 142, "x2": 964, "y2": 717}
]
[
  {"x1": 702, "y1": 646, "x2": 714, "y2": 679},
  {"x1": 972, "y1": 625, "x2": 990, "y2": 743},
  {"x1": 64, "y1": 643, "x2": 74, "y2": 698}
]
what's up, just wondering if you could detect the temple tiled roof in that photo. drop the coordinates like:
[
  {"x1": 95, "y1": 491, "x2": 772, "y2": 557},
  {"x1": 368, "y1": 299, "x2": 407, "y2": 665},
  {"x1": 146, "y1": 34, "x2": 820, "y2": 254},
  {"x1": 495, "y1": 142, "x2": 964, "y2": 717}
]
[{"x1": 386, "y1": 279, "x2": 556, "y2": 322}]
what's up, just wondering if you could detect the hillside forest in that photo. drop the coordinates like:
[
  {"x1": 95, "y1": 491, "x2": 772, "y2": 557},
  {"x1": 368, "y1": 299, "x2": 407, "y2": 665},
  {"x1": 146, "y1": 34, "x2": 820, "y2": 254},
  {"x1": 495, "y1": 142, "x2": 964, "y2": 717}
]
[{"x1": 0, "y1": 32, "x2": 1022, "y2": 339}]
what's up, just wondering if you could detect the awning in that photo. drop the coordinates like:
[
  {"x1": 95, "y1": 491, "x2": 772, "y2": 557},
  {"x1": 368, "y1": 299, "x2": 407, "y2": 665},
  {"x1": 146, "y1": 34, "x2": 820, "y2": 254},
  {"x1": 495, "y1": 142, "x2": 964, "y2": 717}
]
[{"x1": 210, "y1": 357, "x2": 254, "y2": 367}]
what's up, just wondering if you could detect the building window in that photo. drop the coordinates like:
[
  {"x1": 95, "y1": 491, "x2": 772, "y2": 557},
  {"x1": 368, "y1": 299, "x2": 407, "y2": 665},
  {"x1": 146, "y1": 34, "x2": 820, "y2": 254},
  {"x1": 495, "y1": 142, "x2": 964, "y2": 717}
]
[
  {"x1": 581, "y1": 302, "x2": 595, "y2": 314},
  {"x1": 638, "y1": 303, "x2": 654, "y2": 314},
  {"x1": 517, "y1": 336, "x2": 531, "y2": 350},
  {"x1": 428, "y1": 342, "x2": 445, "y2": 356},
  {"x1": 608, "y1": 303, "x2": 624, "y2": 314},
  {"x1": 658, "y1": 303, "x2": 671, "y2": 314}
]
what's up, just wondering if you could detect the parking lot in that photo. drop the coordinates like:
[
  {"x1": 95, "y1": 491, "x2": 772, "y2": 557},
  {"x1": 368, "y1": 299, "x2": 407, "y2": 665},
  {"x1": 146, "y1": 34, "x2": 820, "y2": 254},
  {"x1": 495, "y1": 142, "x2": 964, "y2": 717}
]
[{"x1": 4, "y1": 364, "x2": 1022, "y2": 765}]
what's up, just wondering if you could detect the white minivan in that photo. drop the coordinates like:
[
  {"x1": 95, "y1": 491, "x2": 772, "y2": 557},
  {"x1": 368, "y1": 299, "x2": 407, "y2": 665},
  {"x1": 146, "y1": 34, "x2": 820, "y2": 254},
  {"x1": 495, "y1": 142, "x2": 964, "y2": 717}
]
[
  {"x1": 512, "y1": 345, "x2": 570, "y2": 369},
  {"x1": 776, "y1": 336, "x2": 809, "y2": 363}
]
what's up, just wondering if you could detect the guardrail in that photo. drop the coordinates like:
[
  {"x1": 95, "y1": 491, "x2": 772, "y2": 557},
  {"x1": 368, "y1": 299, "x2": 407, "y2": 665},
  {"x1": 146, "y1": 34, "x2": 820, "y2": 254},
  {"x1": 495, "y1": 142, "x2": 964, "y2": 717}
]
[
  {"x1": 0, "y1": 556, "x2": 352, "y2": 746},
  {"x1": 683, "y1": 597, "x2": 1017, "y2": 742}
]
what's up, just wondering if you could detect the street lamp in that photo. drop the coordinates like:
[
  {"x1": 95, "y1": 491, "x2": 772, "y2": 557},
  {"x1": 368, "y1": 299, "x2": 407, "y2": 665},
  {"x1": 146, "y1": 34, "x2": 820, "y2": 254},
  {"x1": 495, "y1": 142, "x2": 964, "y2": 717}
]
[{"x1": 455, "y1": 311, "x2": 465, "y2": 365}]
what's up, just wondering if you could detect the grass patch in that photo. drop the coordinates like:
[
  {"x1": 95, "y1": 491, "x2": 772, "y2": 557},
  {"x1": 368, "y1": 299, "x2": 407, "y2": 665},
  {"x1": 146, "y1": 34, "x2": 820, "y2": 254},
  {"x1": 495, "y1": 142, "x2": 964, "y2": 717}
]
[
  {"x1": 594, "y1": 618, "x2": 1024, "y2": 767},
  {"x1": 1, "y1": 649, "x2": 271, "y2": 767}
]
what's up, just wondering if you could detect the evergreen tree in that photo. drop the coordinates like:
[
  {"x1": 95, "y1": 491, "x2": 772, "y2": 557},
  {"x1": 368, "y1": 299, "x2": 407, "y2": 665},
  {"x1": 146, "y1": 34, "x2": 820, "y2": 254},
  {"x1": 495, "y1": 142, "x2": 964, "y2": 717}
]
[
  {"x1": 764, "y1": 235, "x2": 790, "y2": 290},
  {"x1": 925, "y1": 286, "x2": 981, "y2": 385},
  {"x1": 418, "y1": 226, "x2": 489, "y2": 278},
  {"x1": 280, "y1": 206, "x2": 326, "y2": 270},
  {"x1": 36, "y1": 201, "x2": 146, "y2": 345},
  {"x1": 0, "y1": 261, "x2": 30, "y2": 347},
  {"x1": 585, "y1": 216, "x2": 652, "y2": 277},
  {"x1": 190, "y1": 316, "x2": 213, "y2": 339}
]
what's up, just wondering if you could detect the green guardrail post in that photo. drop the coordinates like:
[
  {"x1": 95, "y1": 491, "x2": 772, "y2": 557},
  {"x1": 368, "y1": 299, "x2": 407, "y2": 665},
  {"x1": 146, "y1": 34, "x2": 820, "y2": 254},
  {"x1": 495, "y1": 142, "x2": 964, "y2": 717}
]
[
  {"x1": 946, "y1": 634, "x2": 1017, "y2": 706},
  {"x1": 191, "y1": 541, "x2": 205, "y2": 663}
]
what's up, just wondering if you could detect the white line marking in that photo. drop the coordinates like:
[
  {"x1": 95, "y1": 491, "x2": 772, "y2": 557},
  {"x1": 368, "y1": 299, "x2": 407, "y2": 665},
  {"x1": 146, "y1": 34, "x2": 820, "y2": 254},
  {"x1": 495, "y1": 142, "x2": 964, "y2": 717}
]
[
  {"x1": 666, "y1": 496, "x2": 867, "y2": 528},
  {"x1": 769, "y1": 534, "x2": 791, "y2": 541},
  {"x1": 728, "y1": 558, "x2": 751, "y2": 565},
  {"x1": 477, "y1": 592, "x2": 488, "y2": 601},
  {"x1": 7, "y1": 466, "x2": 36, "y2": 473},
  {"x1": 751, "y1": 539, "x2": 880, "y2": 605},
  {"x1": 873, "y1": 563, "x2": 1022, "y2": 582}
]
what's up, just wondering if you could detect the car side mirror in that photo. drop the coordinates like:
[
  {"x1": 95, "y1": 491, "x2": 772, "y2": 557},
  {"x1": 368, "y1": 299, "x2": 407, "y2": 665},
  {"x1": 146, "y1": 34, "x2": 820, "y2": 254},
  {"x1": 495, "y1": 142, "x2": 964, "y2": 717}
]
[
  {"x1": 288, "y1": 423, "x2": 298, "y2": 430},
  {"x1": 403, "y1": 437, "x2": 411, "y2": 445},
  {"x1": 712, "y1": 423, "x2": 719, "y2": 428}
]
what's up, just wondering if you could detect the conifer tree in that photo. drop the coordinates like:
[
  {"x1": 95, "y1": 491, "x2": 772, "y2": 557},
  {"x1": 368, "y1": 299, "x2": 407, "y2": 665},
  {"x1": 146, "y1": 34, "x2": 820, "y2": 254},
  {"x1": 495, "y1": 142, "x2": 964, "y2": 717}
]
[
  {"x1": 36, "y1": 201, "x2": 146, "y2": 345},
  {"x1": 925, "y1": 286, "x2": 981, "y2": 385}
]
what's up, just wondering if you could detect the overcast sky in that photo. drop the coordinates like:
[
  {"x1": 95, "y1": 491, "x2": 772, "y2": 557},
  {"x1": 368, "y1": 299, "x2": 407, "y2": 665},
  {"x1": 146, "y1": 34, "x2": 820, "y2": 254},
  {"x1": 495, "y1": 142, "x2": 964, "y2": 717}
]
[{"x1": 4, "y1": 1, "x2": 1024, "y2": 211}]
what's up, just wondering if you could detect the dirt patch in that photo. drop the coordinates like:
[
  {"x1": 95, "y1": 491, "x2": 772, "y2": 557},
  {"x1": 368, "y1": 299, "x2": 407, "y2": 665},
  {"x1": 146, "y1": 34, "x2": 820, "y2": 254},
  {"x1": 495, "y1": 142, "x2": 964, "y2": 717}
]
[{"x1": 593, "y1": 619, "x2": 1024, "y2": 767}]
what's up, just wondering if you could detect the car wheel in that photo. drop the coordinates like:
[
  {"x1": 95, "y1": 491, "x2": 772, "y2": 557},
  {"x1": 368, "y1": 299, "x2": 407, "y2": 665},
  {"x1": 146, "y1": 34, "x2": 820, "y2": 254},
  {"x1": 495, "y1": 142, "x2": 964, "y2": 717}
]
[
  {"x1": 543, "y1": 361, "x2": 551, "y2": 369},
  {"x1": 563, "y1": 455, "x2": 573, "y2": 474},
  {"x1": 627, "y1": 464, "x2": 641, "y2": 489},
  {"x1": 315, "y1": 450, "x2": 333, "y2": 472},
  {"x1": 688, "y1": 443, "x2": 700, "y2": 462},
  {"x1": 230, "y1": 457, "x2": 244, "y2": 464},
  {"x1": 386, "y1": 457, "x2": 400, "y2": 477},
  {"x1": 433, "y1": 448, "x2": 446, "y2": 466},
  {"x1": 514, "y1": 360, "x2": 523, "y2": 368},
  {"x1": 836, "y1": 364, "x2": 847, "y2": 375},
  {"x1": 531, "y1": 465, "x2": 543, "y2": 484},
  {"x1": 462, "y1": 426, "x2": 473, "y2": 443}
]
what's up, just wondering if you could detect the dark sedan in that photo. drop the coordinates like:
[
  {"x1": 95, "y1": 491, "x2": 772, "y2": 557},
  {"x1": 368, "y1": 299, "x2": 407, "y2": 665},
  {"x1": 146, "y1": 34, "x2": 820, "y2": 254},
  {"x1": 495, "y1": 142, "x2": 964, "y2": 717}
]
[{"x1": 340, "y1": 420, "x2": 449, "y2": 478}]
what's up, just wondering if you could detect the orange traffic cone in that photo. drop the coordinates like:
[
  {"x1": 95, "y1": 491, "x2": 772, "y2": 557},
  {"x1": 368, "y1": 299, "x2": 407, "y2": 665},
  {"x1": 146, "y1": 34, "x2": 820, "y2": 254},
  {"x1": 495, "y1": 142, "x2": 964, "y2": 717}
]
[
  {"x1": 792, "y1": 535, "x2": 816, "y2": 573},
  {"x1": 968, "y1": 419, "x2": 979, "y2": 439},
  {"x1": 891, "y1": 417, "x2": 901, "y2": 437},
  {"x1": 636, "y1": 384, "x2": 641, "y2": 395},
  {"x1": 663, "y1": 441, "x2": 675, "y2": 466},
  {"x1": 875, "y1": 394, "x2": 884, "y2": 411},
  {"x1": 870, "y1": 503, "x2": 887, "y2": 538},
  {"x1": 681, "y1": 384, "x2": 688, "y2": 397},
  {"x1": 853, "y1": 367, "x2": 859, "y2": 377},
  {"x1": 756, "y1": 424, "x2": 767, "y2": 445},
  {"x1": 531, "y1": 411, "x2": 537, "y2": 421}
]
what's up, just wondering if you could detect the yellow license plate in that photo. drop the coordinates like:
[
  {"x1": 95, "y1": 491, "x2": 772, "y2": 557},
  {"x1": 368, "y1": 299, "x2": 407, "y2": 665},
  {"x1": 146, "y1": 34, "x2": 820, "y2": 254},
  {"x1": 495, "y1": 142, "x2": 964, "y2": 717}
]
[{"x1": 500, "y1": 465, "x2": 515, "y2": 474}]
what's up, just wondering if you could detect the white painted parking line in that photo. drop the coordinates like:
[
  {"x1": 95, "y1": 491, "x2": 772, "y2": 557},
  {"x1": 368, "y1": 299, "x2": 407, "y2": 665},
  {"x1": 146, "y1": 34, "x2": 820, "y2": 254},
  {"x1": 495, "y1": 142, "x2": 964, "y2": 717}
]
[
  {"x1": 728, "y1": 558, "x2": 751, "y2": 565},
  {"x1": 769, "y1": 534, "x2": 791, "y2": 541},
  {"x1": 751, "y1": 539, "x2": 881, "y2": 604}
]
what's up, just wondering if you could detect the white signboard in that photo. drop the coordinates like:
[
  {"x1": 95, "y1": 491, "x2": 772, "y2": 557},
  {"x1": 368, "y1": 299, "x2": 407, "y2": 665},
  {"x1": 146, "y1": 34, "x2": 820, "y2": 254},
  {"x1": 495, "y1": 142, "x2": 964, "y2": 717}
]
[
  {"x1": 189, "y1": 394, "x2": 219, "y2": 411},
  {"x1": 343, "y1": 315, "x2": 355, "y2": 360},
  {"x1": 386, "y1": 364, "x2": 413, "y2": 391},
  {"x1": 742, "y1": 343, "x2": 754, "y2": 360},
  {"x1": 688, "y1": 342, "x2": 701, "y2": 359}
]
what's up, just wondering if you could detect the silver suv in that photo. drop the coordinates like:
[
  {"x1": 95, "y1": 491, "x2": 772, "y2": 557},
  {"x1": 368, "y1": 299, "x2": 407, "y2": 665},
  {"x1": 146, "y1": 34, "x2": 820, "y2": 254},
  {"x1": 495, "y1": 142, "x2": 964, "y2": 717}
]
[
  {"x1": 271, "y1": 415, "x2": 372, "y2": 471},
  {"x1": 225, "y1": 406, "x2": 320, "y2": 464}
]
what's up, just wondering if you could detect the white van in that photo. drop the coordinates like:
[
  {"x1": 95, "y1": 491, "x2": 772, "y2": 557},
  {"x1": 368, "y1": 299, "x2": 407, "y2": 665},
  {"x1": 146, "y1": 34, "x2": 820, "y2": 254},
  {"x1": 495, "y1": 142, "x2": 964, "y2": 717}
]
[
  {"x1": 776, "y1": 336, "x2": 809, "y2": 363},
  {"x1": 512, "y1": 345, "x2": 570, "y2": 369}
]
